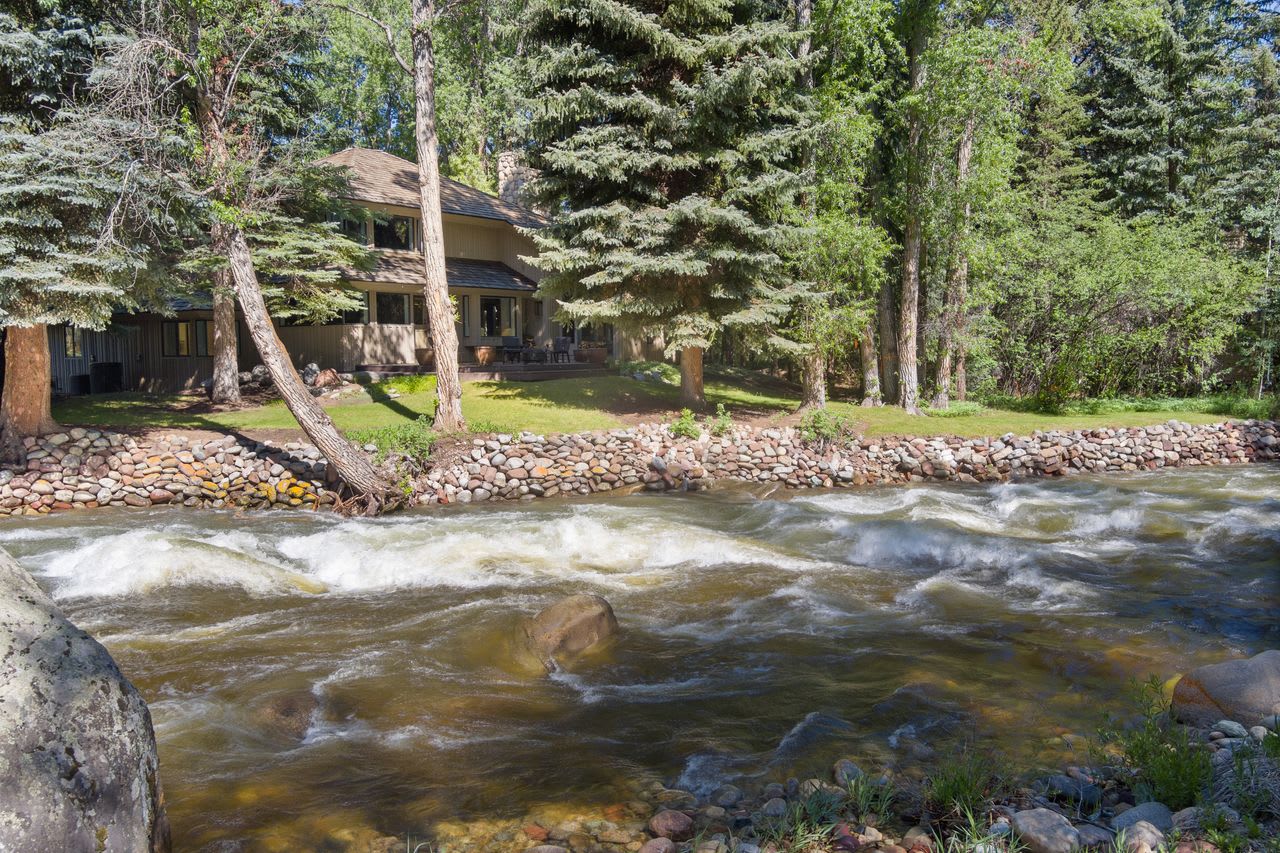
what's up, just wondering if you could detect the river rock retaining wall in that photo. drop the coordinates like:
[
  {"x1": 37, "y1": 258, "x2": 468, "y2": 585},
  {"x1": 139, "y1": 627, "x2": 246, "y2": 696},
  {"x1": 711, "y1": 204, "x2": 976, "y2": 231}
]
[
  {"x1": 0, "y1": 419, "x2": 1276, "y2": 515},
  {"x1": 413, "y1": 418, "x2": 1280, "y2": 505},
  {"x1": 0, "y1": 430, "x2": 336, "y2": 516}
]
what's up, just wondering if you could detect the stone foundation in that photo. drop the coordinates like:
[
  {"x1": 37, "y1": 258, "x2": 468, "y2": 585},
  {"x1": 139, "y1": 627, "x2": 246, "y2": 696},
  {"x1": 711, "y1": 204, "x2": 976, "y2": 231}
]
[{"x1": 1, "y1": 419, "x2": 1276, "y2": 516}]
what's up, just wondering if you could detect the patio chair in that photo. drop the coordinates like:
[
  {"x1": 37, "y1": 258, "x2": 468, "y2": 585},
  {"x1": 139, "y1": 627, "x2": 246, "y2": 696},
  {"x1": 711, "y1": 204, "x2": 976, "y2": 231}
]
[
  {"x1": 501, "y1": 336, "x2": 524, "y2": 363},
  {"x1": 552, "y1": 337, "x2": 572, "y2": 364}
]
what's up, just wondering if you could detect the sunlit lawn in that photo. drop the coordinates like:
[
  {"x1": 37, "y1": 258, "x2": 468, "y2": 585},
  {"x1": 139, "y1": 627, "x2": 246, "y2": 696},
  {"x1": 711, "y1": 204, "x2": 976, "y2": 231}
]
[{"x1": 54, "y1": 370, "x2": 1236, "y2": 439}]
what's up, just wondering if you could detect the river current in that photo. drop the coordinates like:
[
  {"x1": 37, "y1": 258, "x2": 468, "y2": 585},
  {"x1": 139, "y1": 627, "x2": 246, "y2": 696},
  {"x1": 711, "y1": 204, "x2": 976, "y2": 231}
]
[{"x1": 3, "y1": 466, "x2": 1278, "y2": 850}]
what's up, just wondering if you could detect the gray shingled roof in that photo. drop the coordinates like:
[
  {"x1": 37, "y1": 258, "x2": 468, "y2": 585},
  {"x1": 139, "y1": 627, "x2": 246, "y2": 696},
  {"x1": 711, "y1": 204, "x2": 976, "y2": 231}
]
[
  {"x1": 318, "y1": 147, "x2": 546, "y2": 229},
  {"x1": 351, "y1": 251, "x2": 536, "y2": 292}
]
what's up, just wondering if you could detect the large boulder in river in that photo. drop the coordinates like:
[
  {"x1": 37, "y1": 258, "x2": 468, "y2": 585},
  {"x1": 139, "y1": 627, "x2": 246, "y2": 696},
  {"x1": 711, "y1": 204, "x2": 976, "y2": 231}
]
[
  {"x1": 1172, "y1": 650, "x2": 1280, "y2": 728},
  {"x1": 519, "y1": 594, "x2": 618, "y2": 671},
  {"x1": 0, "y1": 547, "x2": 170, "y2": 852}
]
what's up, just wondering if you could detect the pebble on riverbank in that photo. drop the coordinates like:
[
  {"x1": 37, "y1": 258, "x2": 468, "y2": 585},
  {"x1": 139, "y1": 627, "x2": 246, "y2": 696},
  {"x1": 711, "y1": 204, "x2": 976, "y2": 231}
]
[{"x1": 2, "y1": 418, "x2": 1277, "y2": 516}]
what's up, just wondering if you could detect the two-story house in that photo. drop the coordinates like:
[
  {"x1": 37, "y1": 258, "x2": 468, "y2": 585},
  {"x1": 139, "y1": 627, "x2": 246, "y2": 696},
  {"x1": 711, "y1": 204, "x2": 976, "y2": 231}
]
[{"x1": 47, "y1": 147, "x2": 622, "y2": 395}]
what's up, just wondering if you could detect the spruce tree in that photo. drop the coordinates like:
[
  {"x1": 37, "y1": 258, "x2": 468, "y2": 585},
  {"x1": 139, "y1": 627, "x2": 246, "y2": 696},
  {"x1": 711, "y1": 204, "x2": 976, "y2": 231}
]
[
  {"x1": 522, "y1": 0, "x2": 814, "y2": 404},
  {"x1": 1081, "y1": 0, "x2": 1236, "y2": 219}
]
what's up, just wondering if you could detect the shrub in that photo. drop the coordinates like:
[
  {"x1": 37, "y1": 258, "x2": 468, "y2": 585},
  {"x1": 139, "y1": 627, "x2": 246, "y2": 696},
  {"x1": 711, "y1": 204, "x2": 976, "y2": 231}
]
[
  {"x1": 1097, "y1": 675, "x2": 1213, "y2": 810},
  {"x1": 758, "y1": 789, "x2": 842, "y2": 848},
  {"x1": 370, "y1": 373, "x2": 437, "y2": 398},
  {"x1": 799, "y1": 407, "x2": 849, "y2": 442},
  {"x1": 348, "y1": 415, "x2": 437, "y2": 462},
  {"x1": 707, "y1": 403, "x2": 733, "y2": 437},
  {"x1": 670, "y1": 408, "x2": 701, "y2": 439},
  {"x1": 619, "y1": 359, "x2": 680, "y2": 384},
  {"x1": 924, "y1": 750, "x2": 1002, "y2": 819}
]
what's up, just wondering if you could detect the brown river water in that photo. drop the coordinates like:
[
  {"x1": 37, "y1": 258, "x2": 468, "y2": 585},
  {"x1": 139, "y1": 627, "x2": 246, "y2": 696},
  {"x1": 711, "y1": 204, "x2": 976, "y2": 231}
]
[{"x1": 2, "y1": 466, "x2": 1278, "y2": 850}]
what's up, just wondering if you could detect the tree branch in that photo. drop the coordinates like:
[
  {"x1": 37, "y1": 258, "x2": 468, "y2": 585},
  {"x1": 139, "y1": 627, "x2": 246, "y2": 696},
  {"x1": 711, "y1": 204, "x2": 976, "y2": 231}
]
[{"x1": 322, "y1": 1, "x2": 412, "y2": 75}]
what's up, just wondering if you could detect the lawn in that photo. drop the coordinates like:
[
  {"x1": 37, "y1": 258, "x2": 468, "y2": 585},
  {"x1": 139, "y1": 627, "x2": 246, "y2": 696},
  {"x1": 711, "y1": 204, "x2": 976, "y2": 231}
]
[{"x1": 51, "y1": 368, "x2": 1253, "y2": 442}]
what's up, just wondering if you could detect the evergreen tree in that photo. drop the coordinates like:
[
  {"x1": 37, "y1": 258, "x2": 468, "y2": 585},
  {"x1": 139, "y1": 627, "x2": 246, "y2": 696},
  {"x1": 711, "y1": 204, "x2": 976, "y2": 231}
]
[
  {"x1": 522, "y1": 0, "x2": 815, "y2": 404},
  {"x1": 1081, "y1": 0, "x2": 1237, "y2": 219}
]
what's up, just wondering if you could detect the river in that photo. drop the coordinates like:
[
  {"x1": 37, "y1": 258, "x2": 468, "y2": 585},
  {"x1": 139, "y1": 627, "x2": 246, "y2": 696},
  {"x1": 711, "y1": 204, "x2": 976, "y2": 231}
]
[{"x1": 2, "y1": 466, "x2": 1277, "y2": 850}]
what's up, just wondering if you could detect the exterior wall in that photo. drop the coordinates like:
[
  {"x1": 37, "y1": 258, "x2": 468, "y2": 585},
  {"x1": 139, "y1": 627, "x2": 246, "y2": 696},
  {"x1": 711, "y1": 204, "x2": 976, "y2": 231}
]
[{"x1": 49, "y1": 314, "x2": 213, "y2": 396}]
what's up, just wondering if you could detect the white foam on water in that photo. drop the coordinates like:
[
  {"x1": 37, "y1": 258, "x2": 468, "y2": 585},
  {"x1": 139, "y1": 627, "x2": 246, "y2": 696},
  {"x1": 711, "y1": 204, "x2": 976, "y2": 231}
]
[
  {"x1": 33, "y1": 528, "x2": 316, "y2": 598},
  {"x1": 548, "y1": 669, "x2": 718, "y2": 705}
]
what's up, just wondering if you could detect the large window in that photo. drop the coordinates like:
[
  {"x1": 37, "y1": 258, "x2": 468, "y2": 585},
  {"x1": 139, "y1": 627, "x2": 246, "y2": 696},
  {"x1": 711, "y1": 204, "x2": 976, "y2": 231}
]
[
  {"x1": 412, "y1": 295, "x2": 426, "y2": 327},
  {"x1": 375, "y1": 292, "x2": 411, "y2": 325},
  {"x1": 480, "y1": 296, "x2": 516, "y2": 337},
  {"x1": 162, "y1": 320, "x2": 209, "y2": 357},
  {"x1": 63, "y1": 326, "x2": 83, "y2": 358},
  {"x1": 373, "y1": 216, "x2": 415, "y2": 251}
]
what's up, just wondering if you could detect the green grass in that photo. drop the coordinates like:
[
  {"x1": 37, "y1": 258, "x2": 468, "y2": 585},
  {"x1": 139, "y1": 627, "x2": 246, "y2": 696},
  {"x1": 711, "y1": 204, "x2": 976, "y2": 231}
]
[{"x1": 52, "y1": 370, "x2": 1269, "y2": 441}]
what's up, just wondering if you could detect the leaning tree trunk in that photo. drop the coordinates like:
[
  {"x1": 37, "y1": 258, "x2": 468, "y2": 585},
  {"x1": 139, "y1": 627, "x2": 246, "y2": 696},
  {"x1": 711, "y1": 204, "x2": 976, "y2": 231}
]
[
  {"x1": 210, "y1": 266, "x2": 241, "y2": 405},
  {"x1": 410, "y1": 0, "x2": 465, "y2": 432},
  {"x1": 859, "y1": 322, "x2": 881, "y2": 406},
  {"x1": 222, "y1": 225, "x2": 389, "y2": 500},
  {"x1": 798, "y1": 348, "x2": 826, "y2": 410},
  {"x1": 679, "y1": 346, "x2": 705, "y2": 407},
  {"x1": 0, "y1": 324, "x2": 57, "y2": 462}
]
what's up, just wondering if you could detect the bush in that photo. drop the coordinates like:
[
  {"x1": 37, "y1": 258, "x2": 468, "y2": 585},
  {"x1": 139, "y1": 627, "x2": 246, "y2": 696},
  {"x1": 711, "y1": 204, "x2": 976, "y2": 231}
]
[
  {"x1": 369, "y1": 373, "x2": 437, "y2": 398},
  {"x1": 707, "y1": 403, "x2": 733, "y2": 436},
  {"x1": 619, "y1": 359, "x2": 679, "y2": 384},
  {"x1": 1097, "y1": 675, "x2": 1213, "y2": 810},
  {"x1": 670, "y1": 408, "x2": 701, "y2": 439},
  {"x1": 799, "y1": 407, "x2": 850, "y2": 442},
  {"x1": 348, "y1": 415, "x2": 438, "y2": 462},
  {"x1": 924, "y1": 750, "x2": 1003, "y2": 819}
]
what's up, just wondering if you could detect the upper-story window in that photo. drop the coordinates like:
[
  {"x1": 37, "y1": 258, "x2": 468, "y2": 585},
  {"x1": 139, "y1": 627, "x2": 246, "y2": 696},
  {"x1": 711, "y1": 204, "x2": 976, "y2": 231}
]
[
  {"x1": 338, "y1": 217, "x2": 368, "y2": 244},
  {"x1": 374, "y1": 215, "x2": 415, "y2": 251}
]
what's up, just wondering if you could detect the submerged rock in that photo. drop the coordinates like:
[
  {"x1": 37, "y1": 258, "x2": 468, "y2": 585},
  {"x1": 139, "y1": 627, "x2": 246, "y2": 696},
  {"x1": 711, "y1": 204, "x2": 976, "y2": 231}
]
[
  {"x1": 519, "y1": 594, "x2": 619, "y2": 671},
  {"x1": 255, "y1": 690, "x2": 320, "y2": 740},
  {"x1": 1172, "y1": 650, "x2": 1280, "y2": 728},
  {"x1": 0, "y1": 547, "x2": 170, "y2": 852}
]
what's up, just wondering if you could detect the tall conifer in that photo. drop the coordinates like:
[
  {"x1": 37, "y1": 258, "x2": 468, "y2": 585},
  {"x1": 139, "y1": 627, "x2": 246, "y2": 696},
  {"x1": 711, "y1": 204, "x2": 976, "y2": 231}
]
[{"x1": 522, "y1": 0, "x2": 814, "y2": 404}]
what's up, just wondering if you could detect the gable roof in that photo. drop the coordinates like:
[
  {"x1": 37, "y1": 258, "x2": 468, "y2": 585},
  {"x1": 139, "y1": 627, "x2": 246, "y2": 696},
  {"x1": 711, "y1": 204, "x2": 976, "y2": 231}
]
[{"x1": 318, "y1": 147, "x2": 545, "y2": 230}]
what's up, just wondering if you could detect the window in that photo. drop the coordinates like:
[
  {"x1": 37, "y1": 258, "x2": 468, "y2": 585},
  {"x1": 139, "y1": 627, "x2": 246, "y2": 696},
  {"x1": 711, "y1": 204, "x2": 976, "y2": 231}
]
[
  {"x1": 373, "y1": 216, "x2": 415, "y2": 251},
  {"x1": 332, "y1": 292, "x2": 368, "y2": 325},
  {"x1": 458, "y1": 296, "x2": 469, "y2": 337},
  {"x1": 480, "y1": 296, "x2": 516, "y2": 337},
  {"x1": 412, "y1": 295, "x2": 426, "y2": 326},
  {"x1": 162, "y1": 320, "x2": 209, "y2": 357},
  {"x1": 375, "y1": 292, "x2": 411, "y2": 325},
  {"x1": 63, "y1": 326, "x2": 83, "y2": 358},
  {"x1": 338, "y1": 216, "x2": 367, "y2": 243}
]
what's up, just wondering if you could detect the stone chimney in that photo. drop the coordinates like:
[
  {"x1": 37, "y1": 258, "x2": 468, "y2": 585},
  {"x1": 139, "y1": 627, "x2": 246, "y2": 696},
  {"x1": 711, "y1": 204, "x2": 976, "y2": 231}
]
[{"x1": 497, "y1": 150, "x2": 531, "y2": 206}]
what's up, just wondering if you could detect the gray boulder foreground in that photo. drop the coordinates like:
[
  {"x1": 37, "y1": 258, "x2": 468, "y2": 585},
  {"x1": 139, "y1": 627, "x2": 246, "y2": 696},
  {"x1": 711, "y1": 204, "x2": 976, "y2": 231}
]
[
  {"x1": 519, "y1": 594, "x2": 619, "y2": 671},
  {"x1": 1172, "y1": 649, "x2": 1280, "y2": 728},
  {"x1": 0, "y1": 548, "x2": 170, "y2": 852}
]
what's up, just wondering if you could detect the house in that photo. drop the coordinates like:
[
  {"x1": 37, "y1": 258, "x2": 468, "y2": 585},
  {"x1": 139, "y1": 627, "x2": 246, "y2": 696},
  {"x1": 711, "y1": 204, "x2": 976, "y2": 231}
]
[{"x1": 48, "y1": 147, "x2": 632, "y2": 395}]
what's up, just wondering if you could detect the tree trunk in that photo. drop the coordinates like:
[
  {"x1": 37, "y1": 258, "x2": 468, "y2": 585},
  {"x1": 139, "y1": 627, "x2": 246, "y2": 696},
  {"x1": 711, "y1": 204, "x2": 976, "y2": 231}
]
[
  {"x1": 222, "y1": 225, "x2": 389, "y2": 500},
  {"x1": 956, "y1": 348, "x2": 967, "y2": 402},
  {"x1": 877, "y1": 281, "x2": 898, "y2": 403},
  {"x1": 932, "y1": 120, "x2": 974, "y2": 411},
  {"x1": 897, "y1": 22, "x2": 926, "y2": 416},
  {"x1": 859, "y1": 322, "x2": 881, "y2": 406},
  {"x1": 0, "y1": 324, "x2": 57, "y2": 462},
  {"x1": 410, "y1": 0, "x2": 465, "y2": 433},
  {"x1": 798, "y1": 348, "x2": 826, "y2": 410},
  {"x1": 210, "y1": 267, "x2": 241, "y2": 405},
  {"x1": 679, "y1": 346, "x2": 705, "y2": 407}
]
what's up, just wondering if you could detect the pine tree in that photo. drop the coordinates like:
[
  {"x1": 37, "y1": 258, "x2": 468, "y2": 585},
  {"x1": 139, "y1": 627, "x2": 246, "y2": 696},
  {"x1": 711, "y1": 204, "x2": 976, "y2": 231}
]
[
  {"x1": 1081, "y1": 0, "x2": 1236, "y2": 219},
  {"x1": 522, "y1": 0, "x2": 814, "y2": 404}
]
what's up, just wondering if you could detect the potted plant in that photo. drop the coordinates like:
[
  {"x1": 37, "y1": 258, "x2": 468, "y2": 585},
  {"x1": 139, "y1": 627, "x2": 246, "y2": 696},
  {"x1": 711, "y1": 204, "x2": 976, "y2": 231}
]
[{"x1": 474, "y1": 345, "x2": 498, "y2": 365}]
